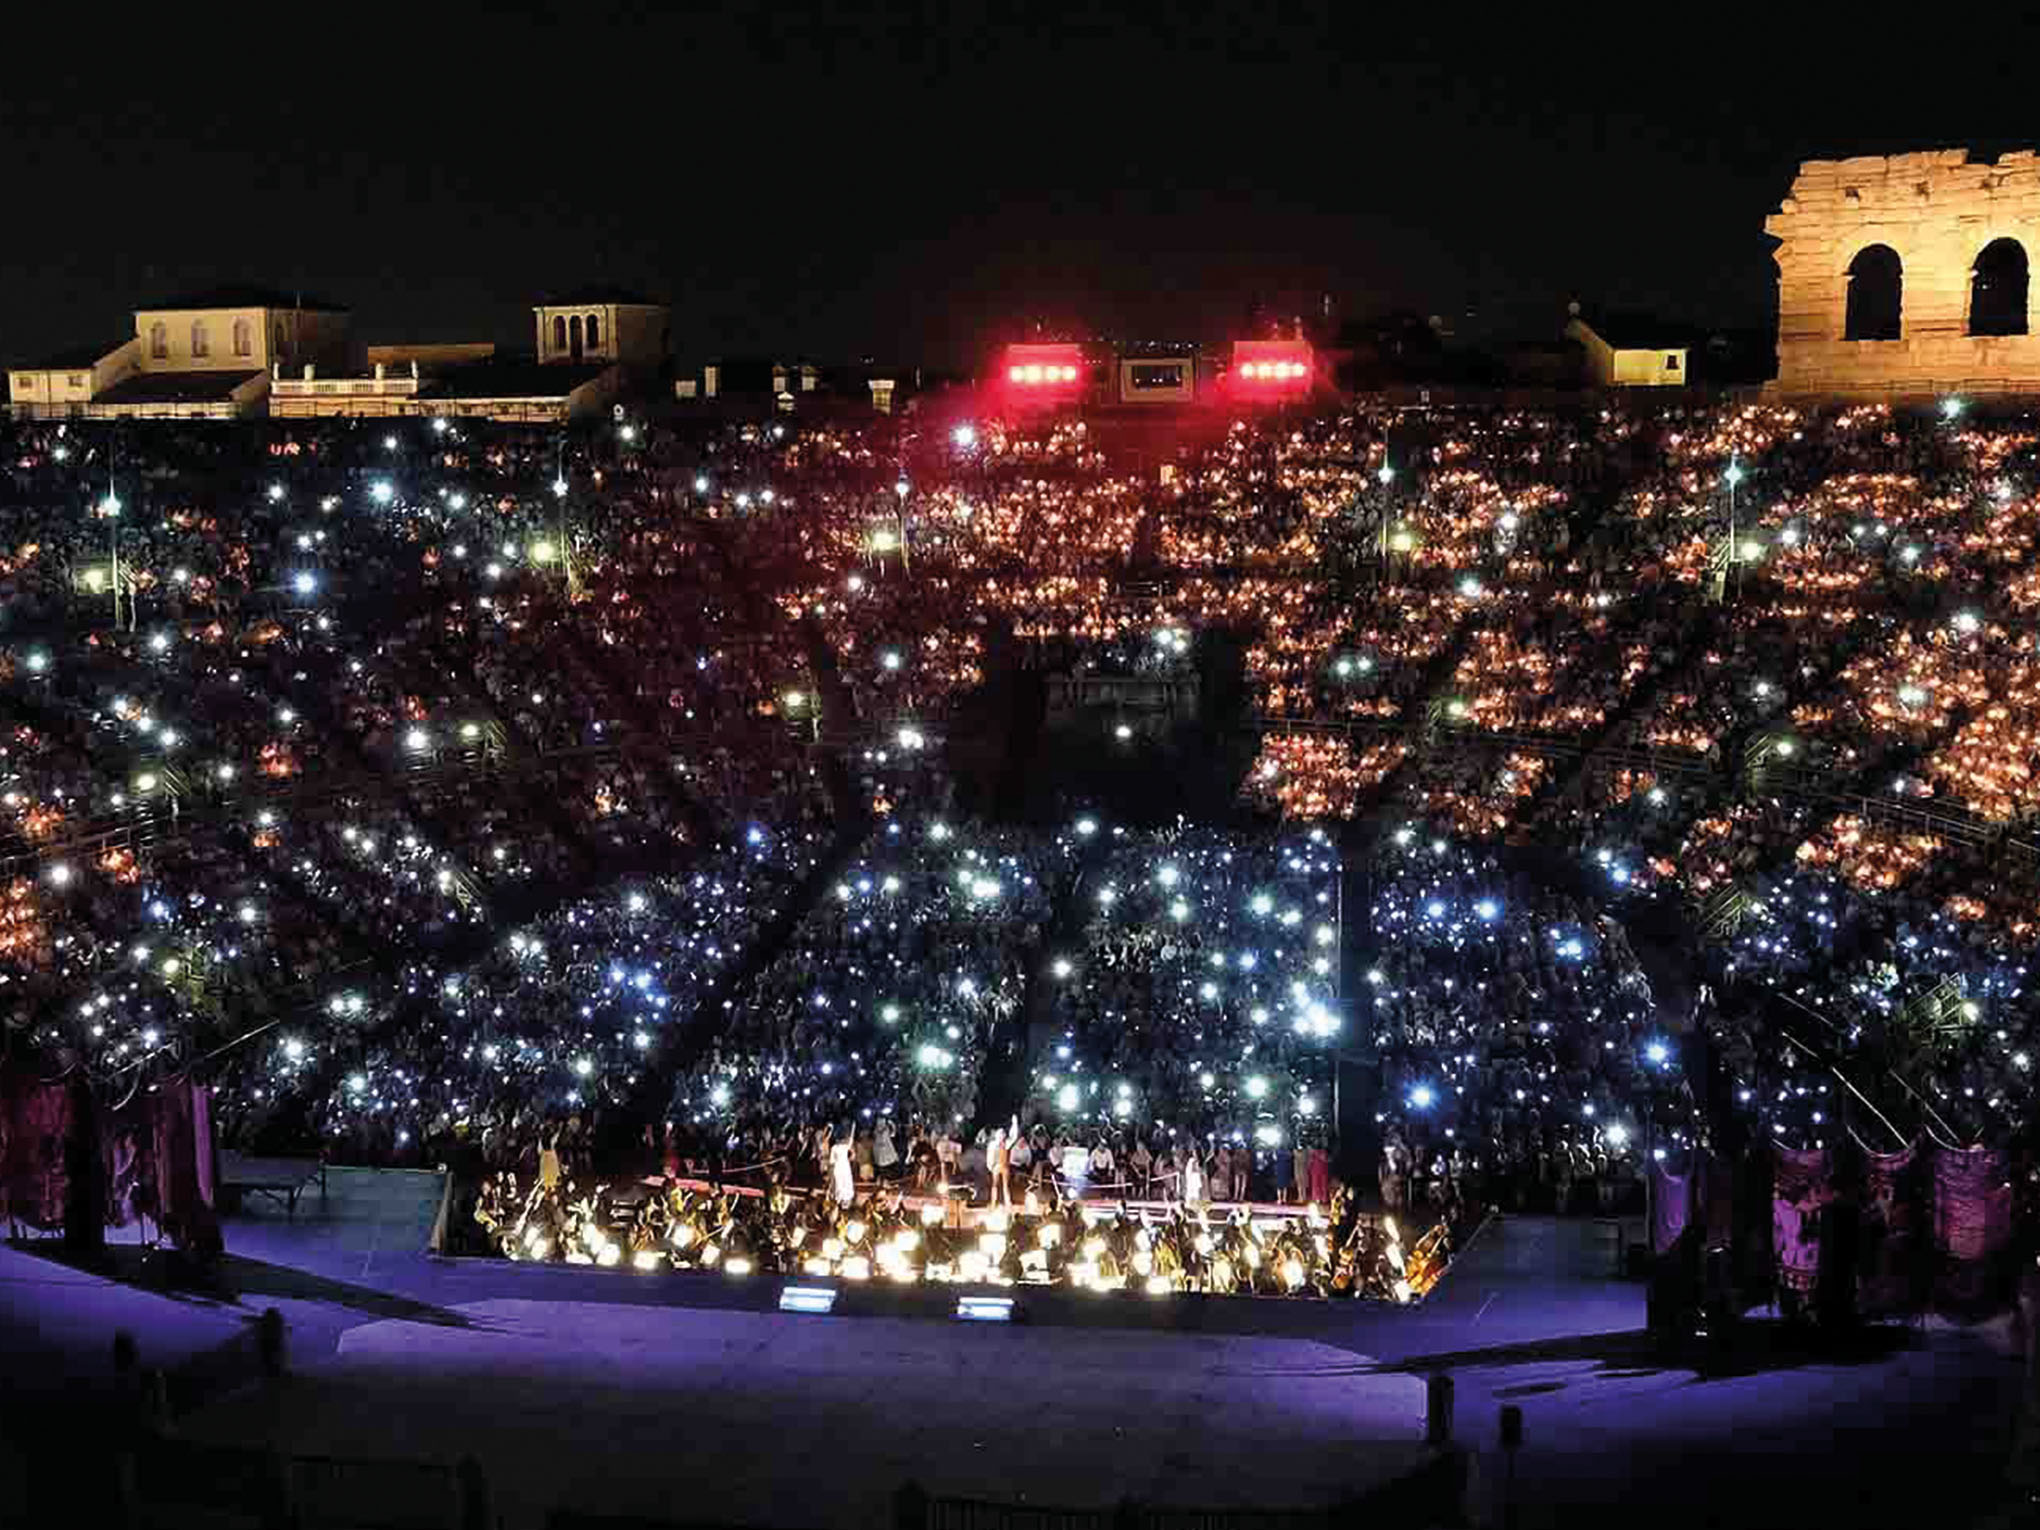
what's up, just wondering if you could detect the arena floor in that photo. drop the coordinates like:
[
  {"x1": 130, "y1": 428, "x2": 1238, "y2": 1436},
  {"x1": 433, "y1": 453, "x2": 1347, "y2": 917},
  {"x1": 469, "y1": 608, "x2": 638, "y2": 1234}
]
[{"x1": 1, "y1": 1169, "x2": 2028, "y2": 1529}]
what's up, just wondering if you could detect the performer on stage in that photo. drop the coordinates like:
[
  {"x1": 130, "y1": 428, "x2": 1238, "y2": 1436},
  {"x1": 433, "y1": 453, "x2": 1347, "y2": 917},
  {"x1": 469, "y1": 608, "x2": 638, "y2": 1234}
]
[
  {"x1": 989, "y1": 1117, "x2": 1017, "y2": 1207},
  {"x1": 829, "y1": 1130, "x2": 855, "y2": 1207}
]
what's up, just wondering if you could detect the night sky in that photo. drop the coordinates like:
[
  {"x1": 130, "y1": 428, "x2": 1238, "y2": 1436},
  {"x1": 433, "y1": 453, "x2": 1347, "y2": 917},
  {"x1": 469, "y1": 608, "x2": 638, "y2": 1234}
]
[{"x1": 6, "y1": 5, "x2": 2040, "y2": 369}]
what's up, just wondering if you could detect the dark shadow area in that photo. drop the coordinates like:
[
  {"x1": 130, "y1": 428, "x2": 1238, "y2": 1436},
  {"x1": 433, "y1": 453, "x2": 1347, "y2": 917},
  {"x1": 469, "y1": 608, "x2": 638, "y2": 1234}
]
[
  {"x1": 1845, "y1": 243, "x2": 1904, "y2": 341},
  {"x1": 1377, "y1": 1314, "x2": 1919, "y2": 1381},
  {"x1": 1971, "y1": 236, "x2": 2030, "y2": 337},
  {"x1": 7, "y1": 1238, "x2": 480, "y2": 1328}
]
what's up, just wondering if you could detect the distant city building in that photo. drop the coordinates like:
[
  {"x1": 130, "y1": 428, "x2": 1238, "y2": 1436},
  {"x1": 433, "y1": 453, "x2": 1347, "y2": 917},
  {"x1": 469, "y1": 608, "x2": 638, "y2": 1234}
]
[
  {"x1": 11, "y1": 284, "x2": 667, "y2": 423},
  {"x1": 678, "y1": 357, "x2": 919, "y2": 419},
  {"x1": 1564, "y1": 309, "x2": 1691, "y2": 387},
  {"x1": 10, "y1": 286, "x2": 349, "y2": 420},
  {"x1": 276, "y1": 287, "x2": 667, "y2": 423},
  {"x1": 533, "y1": 287, "x2": 670, "y2": 369}
]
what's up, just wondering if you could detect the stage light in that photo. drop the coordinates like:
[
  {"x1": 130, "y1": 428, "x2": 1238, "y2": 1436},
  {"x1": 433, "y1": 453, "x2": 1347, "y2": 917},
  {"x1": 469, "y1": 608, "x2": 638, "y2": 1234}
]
[
  {"x1": 1008, "y1": 366, "x2": 1025, "y2": 383},
  {"x1": 956, "y1": 1296, "x2": 1014, "y2": 1322},
  {"x1": 780, "y1": 1285, "x2": 838, "y2": 1314}
]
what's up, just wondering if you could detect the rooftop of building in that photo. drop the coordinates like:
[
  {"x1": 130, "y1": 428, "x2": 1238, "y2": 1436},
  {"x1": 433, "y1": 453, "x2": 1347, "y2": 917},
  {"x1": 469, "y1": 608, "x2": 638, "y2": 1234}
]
[
  {"x1": 17, "y1": 340, "x2": 129, "y2": 371},
  {"x1": 419, "y1": 360, "x2": 612, "y2": 400},
  {"x1": 1566, "y1": 310, "x2": 1704, "y2": 350},
  {"x1": 535, "y1": 286, "x2": 665, "y2": 308},
  {"x1": 139, "y1": 286, "x2": 349, "y2": 314},
  {"x1": 95, "y1": 370, "x2": 265, "y2": 404}
]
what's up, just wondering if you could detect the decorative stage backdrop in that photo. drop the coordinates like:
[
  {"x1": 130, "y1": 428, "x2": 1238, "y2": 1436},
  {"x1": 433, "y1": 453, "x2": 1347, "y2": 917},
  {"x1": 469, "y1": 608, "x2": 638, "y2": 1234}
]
[
  {"x1": 1651, "y1": 1140, "x2": 2013, "y2": 1315},
  {"x1": 1, "y1": 1071, "x2": 219, "y2": 1251}
]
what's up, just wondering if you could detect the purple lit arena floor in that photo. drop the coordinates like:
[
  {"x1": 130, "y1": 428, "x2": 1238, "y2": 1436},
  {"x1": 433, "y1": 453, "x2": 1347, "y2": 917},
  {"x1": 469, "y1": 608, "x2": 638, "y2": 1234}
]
[
  {"x1": 181, "y1": 1303, "x2": 1431, "y2": 1527},
  {"x1": 0, "y1": 1170, "x2": 2029, "y2": 1529}
]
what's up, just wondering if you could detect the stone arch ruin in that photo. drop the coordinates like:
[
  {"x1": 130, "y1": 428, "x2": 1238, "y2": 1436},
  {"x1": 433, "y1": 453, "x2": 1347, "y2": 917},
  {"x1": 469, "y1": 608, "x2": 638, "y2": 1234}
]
[{"x1": 1768, "y1": 148, "x2": 2040, "y2": 397}]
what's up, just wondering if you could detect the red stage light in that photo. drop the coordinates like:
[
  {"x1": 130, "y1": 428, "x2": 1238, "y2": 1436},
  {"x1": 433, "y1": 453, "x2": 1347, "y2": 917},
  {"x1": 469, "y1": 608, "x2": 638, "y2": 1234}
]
[
  {"x1": 999, "y1": 344, "x2": 1085, "y2": 395},
  {"x1": 1230, "y1": 340, "x2": 1312, "y2": 392}
]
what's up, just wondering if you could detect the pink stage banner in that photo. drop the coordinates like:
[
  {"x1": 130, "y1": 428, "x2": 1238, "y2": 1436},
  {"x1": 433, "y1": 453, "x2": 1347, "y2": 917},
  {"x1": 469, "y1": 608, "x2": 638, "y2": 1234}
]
[{"x1": 1772, "y1": 1146, "x2": 1830, "y2": 1297}]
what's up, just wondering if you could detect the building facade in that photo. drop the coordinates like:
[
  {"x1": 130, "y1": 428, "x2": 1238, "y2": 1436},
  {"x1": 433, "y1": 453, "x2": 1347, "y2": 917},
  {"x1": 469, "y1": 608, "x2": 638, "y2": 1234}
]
[
  {"x1": 11, "y1": 285, "x2": 666, "y2": 423},
  {"x1": 10, "y1": 287, "x2": 350, "y2": 420},
  {"x1": 1768, "y1": 148, "x2": 2040, "y2": 398},
  {"x1": 1565, "y1": 317, "x2": 1688, "y2": 387},
  {"x1": 534, "y1": 290, "x2": 669, "y2": 368},
  {"x1": 8, "y1": 341, "x2": 141, "y2": 416}
]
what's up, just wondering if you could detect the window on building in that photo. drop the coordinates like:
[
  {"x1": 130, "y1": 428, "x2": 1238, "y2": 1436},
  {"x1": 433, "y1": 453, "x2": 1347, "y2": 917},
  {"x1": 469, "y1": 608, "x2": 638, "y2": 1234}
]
[
  {"x1": 1970, "y1": 237, "x2": 2030, "y2": 337},
  {"x1": 552, "y1": 316, "x2": 567, "y2": 353},
  {"x1": 1844, "y1": 244, "x2": 1904, "y2": 341},
  {"x1": 150, "y1": 322, "x2": 168, "y2": 360},
  {"x1": 585, "y1": 313, "x2": 601, "y2": 350},
  {"x1": 569, "y1": 314, "x2": 583, "y2": 360},
  {"x1": 190, "y1": 321, "x2": 210, "y2": 359},
  {"x1": 1666, "y1": 354, "x2": 1680, "y2": 370},
  {"x1": 232, "y1": 318, "x2": 253, "y2": 357}
]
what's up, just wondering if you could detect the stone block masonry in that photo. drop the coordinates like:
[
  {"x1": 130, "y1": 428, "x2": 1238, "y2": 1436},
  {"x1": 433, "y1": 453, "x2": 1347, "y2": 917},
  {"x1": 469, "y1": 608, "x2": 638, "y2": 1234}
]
[{"x1": 1768, "y1": 147, "x2": 2040, "y2": 398}]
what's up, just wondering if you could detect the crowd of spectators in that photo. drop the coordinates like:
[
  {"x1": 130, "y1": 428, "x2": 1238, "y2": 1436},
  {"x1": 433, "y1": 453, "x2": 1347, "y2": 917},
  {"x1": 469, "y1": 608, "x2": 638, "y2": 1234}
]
[{"x1": 6, "y1": 390, "x2": 2040, "y2": 1249}]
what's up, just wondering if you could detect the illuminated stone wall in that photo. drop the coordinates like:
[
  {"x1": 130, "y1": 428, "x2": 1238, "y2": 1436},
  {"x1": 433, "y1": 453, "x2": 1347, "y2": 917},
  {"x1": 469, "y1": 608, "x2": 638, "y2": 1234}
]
[{"x1": 1768, "y1": 149, "x2": 2040, "y2": 398}]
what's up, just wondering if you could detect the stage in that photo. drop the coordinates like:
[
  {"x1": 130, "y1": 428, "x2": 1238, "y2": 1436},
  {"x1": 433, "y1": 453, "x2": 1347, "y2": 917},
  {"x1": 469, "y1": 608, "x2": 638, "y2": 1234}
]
[{"x1": 1, "y1": 1169, "x2": 2029, "y2": 1529}]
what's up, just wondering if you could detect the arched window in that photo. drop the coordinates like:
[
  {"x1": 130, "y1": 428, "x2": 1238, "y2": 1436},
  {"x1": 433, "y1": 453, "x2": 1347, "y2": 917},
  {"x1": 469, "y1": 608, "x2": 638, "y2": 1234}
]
[
  {"x1": 149, "y1": 322, "x2": 168, "y2": 360},
  {"x1": 1844, "y1": 245, "x2": 1903, "y2": 341},
  {"x1": 232, "y1": 317, "x2": 253, "y2": 357},
  {"x1": 552, "y1": 315, "x2": 568, "y2": 352},
  {"x1": 190, "y1": 320, "x2": 210, "y2": 358},
  {"x1": 569, "y1": 314, "x2": 583, "y2": 360},
  {"x1": 1970, "y1": 238, "x2": 2029, "y2": 337},
  {"x1": 585, "y1": 313, "x2": 601, "y2": 350}
]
